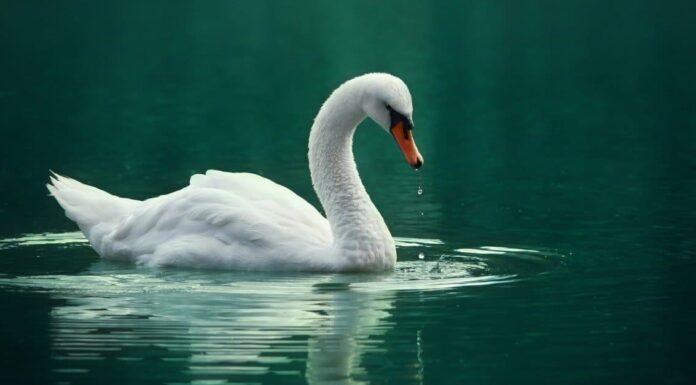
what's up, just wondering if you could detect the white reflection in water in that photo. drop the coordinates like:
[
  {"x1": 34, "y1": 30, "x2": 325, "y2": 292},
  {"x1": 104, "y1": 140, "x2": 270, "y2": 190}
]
[{"x1": 5, "y1": 269, "x2": 398, "y2": 384}]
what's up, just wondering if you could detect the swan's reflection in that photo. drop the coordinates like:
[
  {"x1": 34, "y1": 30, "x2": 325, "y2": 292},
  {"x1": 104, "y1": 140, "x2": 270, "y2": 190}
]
[
  {"x1": 306, "y1": 278, "x2": 393, "y2": 385},
  {"x1": 10, "y1": 263, "x2": 397, "y2": 384},
  {"x1": 0, "y1": 233, "x2": 549, "y2": 384},
  {"x1": 1, "y1": 232, "x2": 566, "y2": 385}
]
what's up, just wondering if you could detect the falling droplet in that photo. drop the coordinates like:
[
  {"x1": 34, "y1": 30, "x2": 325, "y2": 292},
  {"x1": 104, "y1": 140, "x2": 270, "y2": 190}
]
[
  {"x1": 418, "y1": 252, "x2": 425, "y2": 260},
  {"x1": 417, "y1": 186, "x2": 423, "y2": 195}
]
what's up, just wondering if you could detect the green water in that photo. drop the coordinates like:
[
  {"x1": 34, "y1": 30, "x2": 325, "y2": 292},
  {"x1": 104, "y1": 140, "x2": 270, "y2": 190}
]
[{"x1": 1, "y1": 1, "x2": 695, "y2": 384}]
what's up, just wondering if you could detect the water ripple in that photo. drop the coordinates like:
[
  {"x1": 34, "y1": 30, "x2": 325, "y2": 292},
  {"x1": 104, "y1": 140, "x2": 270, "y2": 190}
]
[{"x1": 0, "y1": 232, "x2": 566, "y2": 384}]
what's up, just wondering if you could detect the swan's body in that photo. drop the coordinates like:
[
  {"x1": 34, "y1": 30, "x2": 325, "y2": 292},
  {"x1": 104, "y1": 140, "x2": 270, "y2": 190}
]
[{"x1": 47, "y1": 73, "x2": 423, "y2": 272}]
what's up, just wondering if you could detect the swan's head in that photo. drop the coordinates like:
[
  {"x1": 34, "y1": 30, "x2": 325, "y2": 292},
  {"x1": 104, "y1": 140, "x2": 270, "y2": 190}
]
[{"x1": 359, "y1": 73, "x2": 424, "y2": 169}]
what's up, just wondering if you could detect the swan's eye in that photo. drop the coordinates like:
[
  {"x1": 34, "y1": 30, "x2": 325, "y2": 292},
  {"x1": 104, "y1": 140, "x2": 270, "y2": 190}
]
[{"x1": 386, "y1": 105, "x2": 412, "y2": 140}]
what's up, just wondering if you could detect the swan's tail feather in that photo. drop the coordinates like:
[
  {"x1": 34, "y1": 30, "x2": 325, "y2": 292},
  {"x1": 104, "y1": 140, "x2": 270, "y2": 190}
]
[{"x1": 47, "y1": 172, "x2": 139, "y2": 236}]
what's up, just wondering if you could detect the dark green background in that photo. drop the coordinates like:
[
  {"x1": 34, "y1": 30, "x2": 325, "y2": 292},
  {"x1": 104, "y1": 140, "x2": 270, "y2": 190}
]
[{"x1": 1, "y1": 1, "x2": 695, "y2": 384}]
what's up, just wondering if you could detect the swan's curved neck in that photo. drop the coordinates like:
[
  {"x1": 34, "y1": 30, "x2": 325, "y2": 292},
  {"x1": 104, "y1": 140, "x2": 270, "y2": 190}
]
[{"x1": 308, "y1": 82, "x2": 395, "y2": 268}]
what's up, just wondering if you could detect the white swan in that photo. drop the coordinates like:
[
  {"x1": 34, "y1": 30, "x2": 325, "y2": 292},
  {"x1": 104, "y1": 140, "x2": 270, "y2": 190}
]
[{"x1": 47, "y1": 73, "x2": 423, "y2": 272}]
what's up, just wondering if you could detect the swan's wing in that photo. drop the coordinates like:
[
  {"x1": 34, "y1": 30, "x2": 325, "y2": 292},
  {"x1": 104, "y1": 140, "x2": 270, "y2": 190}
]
[
  {"x1": 188, "y1": 170, "x2": 331, "y2": 239},
  {"x1": 99, "y1": 170, "x2": 332, "y2": 269}
]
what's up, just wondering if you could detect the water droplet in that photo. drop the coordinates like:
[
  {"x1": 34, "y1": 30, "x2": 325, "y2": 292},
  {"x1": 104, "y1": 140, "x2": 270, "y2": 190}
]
[
  {"x1": 418, "y1": 252, "x2": 425, "y2": 260},
  {"x1": 417, "y1": 186, "x2": 423, "y2": 195}
]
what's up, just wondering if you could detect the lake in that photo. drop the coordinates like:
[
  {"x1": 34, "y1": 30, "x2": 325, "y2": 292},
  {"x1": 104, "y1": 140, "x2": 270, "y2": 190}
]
[{"x1": 1, "y1": 1, "x2": 695, "y2": 384}]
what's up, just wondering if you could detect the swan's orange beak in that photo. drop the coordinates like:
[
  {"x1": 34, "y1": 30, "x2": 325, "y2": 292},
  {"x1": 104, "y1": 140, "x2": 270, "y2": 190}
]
[{"x1": 391, "y1": 121, "x2": 424, "y2": 169}]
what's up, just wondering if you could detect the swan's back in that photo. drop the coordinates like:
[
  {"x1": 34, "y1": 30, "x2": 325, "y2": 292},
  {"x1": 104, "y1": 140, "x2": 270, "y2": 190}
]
[{"x1": 48, "y1": 171, "x2": 334, "y2": 270}]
